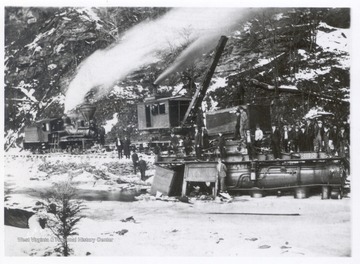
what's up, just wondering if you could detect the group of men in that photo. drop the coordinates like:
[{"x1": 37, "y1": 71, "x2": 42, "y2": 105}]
[
  {"x1": 269, "y1": 119, "x2": 350, "y2": 159},
  {"x1": 115, "y1": 135, "x2": 131, "y2": 159},
  {"x1": 115, "y1": 135, "x2": 147, "y2": 181},
  {"x1": 226, "y1": 106, "x2": 350, "y2": 160}
]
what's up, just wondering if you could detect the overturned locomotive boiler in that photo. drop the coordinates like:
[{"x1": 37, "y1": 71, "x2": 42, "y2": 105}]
[{"x1": 153, "y1": 156, "x2": 346, "y2": 199}]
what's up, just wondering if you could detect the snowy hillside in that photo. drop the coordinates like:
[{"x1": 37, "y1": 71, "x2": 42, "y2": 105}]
[{"x1": 4, "y1": 7, "x2": 350, "y2": 149}]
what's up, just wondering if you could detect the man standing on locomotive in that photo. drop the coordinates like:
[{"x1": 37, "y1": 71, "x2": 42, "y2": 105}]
[
  {"x1": 271, "y1": 123, "x2": 281, "y2": 159},
  {"x1": 239, "y1": 106, "x2": 248, "y2": 139},
  {"x1": 169, "y1": 132, "x2": 179, "y2": 155}
]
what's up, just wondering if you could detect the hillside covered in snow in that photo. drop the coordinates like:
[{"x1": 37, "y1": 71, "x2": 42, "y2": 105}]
[{"x1": 4, "y1": 7, "x2": 350, "y2": 149}]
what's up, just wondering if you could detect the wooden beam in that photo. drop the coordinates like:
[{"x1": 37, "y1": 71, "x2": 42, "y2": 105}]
[{"x1": 182, "y1": 36, "x2": 228, "y2": 126}]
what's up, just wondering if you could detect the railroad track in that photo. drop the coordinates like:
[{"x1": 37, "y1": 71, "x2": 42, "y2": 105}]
[{"x1": 3, "y1": 153, "x2": 121, "y2": 159}]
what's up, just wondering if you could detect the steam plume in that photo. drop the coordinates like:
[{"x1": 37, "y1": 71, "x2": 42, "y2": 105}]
[{"x1": 64, "y1": 7, "x2": 258, "y2": 112}]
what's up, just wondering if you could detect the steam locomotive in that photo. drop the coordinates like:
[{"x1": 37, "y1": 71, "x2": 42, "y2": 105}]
[{"x1": 23, "y1": 104, "x2": 105, "y2": 153}]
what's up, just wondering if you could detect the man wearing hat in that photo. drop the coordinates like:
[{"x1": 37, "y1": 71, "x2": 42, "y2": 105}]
[
  {"x1": 239, "y1": 106, "x2": 248, "y2": 139},
  {"x1": 337, "y1": 126, "x2": 349, "y2": 157},
  {"x1": 298, "y1": 125, "x2": 307, "y2": 151},
  {"x1": 313, "y1": 119, "x2": 324, "y2": 152},
  {"x1": 271, "y1": 123, "x2": 281, "y2": 159},
  {"x1": 138, "y1": 156, "x2": 147, "y2": 181}
]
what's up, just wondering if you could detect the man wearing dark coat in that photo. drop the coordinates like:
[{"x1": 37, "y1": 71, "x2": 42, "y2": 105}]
[
  {"x1": 183, "y1": 135, "x2": 193, "y2": 156},
  {"x1": 298, "y1": 126, "x2": 307, "y2": 151},
  {"x1": 304, "y1": 119, "x2": 314, "y2": 151},
  {"x1": 337, "y1": 126, "x2": 349, "y2": 157},
  {"x1": 329, "y1": 125, "x2": 339, "y2": 154},
  {"x1": 131, "y1": 151, "x2": 139, "y2": 174},
  {"x1": 313, "y1": 120, "x2": 324, "y2": 152},
  {"x1": 293, "y1": 125, "x2": 301, "y2": 152},
  {"x1": 123, "y1": 136, "x2": 131, "y2": 159},
  {"x1": 138, "y1": 156, "x2": 147, "y2": 181},
  {"x1": 271, "y1": 123, "x2": 281, "y2": 159},
  {"x1": 115, "y1": 136, "x2": 123, "y2": 159},
  {"x1": 169, "y1": 133, "x2": 179, "y2": 154},
  {"x1": 194, "y1": 127, "x2": 202, "y2": 159}
]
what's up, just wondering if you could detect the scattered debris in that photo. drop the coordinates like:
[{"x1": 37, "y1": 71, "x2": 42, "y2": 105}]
[
  {"x1": 115, "y1": 229, "x2": 128, "y2": 236},
  {"x1": 219, "y1": 192, "x2": 232, "y2": 200},
  {"x1": 216, "y1": 238, "x2": 224, "y2": 244},
  {"x1": 281, "y1": 245, "x2": 292, "y2": 249},
  {"x1": 120, "y1": 216, "x2": 137, "y2": 223},
  {"x1": 178, "y1": 196, "x2": 191, "y2": 204},
  {"x1": 245, "y1": 237, "x2": 258, "y2": 241},
  {"x1": 258, "y1": 245, "x2": 271, "y2": 249}
]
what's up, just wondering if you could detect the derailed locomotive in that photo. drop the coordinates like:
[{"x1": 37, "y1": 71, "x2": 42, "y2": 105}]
[{"x1": 23, "y1": 104, "x2": 105, "y2": 153}]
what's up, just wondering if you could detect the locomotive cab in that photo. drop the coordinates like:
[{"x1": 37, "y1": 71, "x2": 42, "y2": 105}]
[{"x1": 23, "y1": 118, "x2": 63, "y2": 151}]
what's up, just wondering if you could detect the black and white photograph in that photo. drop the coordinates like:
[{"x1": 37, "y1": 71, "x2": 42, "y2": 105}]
[{"x1": 2, "y1": 0, "x2": 359, "y2": 261}]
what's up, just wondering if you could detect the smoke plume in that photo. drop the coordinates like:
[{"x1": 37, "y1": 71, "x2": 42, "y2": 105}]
[{"x1": 64, "y1": 7, "x2": 258, "y2": 112}]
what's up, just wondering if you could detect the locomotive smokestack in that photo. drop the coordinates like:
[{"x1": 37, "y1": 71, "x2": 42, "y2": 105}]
[{"x1": 79, "y1": 103, "x2": 96, "y2": 122}]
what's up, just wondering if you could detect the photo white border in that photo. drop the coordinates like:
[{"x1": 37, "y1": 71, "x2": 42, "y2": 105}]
[{"x1": 1, "y1": 1, "x2": 359, "y2": 264}]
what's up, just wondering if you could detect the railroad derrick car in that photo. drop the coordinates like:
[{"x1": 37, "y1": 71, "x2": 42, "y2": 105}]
[
  {"x1": 136, "y1": 96, "x2": 192, "y2": 151},
  {"x1": 137, "y1": 96, "x2": 191, "y2": 131}
]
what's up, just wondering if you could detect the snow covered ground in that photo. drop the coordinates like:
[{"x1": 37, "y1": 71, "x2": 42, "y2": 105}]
[{"x1": 3, "y1": 152, "x2": 352, "y2": 257}]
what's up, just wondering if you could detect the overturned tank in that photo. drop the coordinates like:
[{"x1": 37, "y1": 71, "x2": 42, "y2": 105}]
[{"x1": 153, "y1": 156, "x2": 346, "y2": 199}]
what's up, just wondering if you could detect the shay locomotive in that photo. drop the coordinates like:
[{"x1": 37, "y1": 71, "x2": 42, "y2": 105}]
[{"x1": 23, "y1": 104, "x2": 105, "y2": 153}]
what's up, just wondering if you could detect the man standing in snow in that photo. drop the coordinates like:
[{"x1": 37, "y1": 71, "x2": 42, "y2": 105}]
[
  {"x1": 115, "y1": 136, "x2": 123, "y2": 159},
  {"x1": 131, "y1": 151, "x2": 139, "y2": 174},
  {"x1": 138, "y1": 156, "x2": 147, "y2": 181},
  {"x1": 123, "y1": 136, "x2": 131, "y2": 159}
]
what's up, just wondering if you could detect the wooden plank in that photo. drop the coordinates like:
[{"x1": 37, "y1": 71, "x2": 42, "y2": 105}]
[
  {"x1": 150, "y1": 165, "x2": 176, "y2": 196},
  {"x1": 184, "y1": 163, "x2": 217, "y2": 182}
]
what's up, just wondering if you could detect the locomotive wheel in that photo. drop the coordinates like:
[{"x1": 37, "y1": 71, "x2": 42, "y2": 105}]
[
  {"x1": 321, "y1": 186, "x2": 330, "y2": 200},
  {"x1": 294, "y1": 187, "x2": 308, "y2": 199},
  {"x1": 330, "y1": 188, "x2": 342, "y2": 200},
  {"x1": 250, "y1": 188, "x2": 264, "y2": 198}
]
